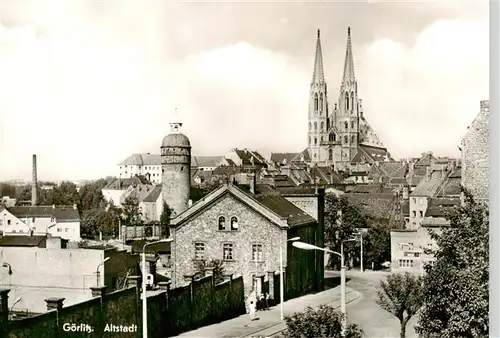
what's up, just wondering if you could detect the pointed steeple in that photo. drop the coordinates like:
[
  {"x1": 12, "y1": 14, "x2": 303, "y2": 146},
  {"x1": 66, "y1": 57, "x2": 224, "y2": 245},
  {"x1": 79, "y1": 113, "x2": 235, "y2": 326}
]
[
  {"x1": 312, "y1": 29, "x2": 325, "y2": 84},
  {"x1": 342, "y1": 27, "x2": 356, "y2": 84}
]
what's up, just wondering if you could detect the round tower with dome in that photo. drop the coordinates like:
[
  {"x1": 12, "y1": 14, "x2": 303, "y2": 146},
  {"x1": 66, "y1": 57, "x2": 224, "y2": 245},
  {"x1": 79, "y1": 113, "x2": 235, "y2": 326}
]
[{"x1": 161, "y1": 110, "x2": 191, "y2": 217}]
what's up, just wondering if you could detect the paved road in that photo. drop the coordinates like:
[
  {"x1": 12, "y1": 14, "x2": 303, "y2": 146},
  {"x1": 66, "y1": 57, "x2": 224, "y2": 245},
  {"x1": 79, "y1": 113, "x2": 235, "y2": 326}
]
[{"x1": 326, "y1": 270, "x2": 418, "y2": 338}]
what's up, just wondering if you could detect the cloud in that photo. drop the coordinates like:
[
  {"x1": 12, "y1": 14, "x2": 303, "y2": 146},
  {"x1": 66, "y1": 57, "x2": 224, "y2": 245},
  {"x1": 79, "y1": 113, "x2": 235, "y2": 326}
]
[{"x1": 0, "y1": 2, "x2": 489, "y2": 181}]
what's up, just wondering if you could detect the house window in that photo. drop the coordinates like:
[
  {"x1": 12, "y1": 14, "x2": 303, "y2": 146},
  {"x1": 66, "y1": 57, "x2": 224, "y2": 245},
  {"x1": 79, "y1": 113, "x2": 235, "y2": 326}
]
[
  {"x1": 414, "y1": 253, "x2": 420, "y2": 258},
  {"x1": 314, "y1": 137, "x2": 317, "y2": 145},
  {"x1": 351, "y1": 121, "x2": 355, "y2": 129},
  {"x1": 398, "y1": 259, "x2": 414, "y2": 268},
  {"x1": 252, "y1": 244, "x2": 263, "y2": 261},
  {"x1": 419, "y1": 199, "x2": 424, "y2": 206},
  {"x1": 7, "y1": 220, "x2": 11, "y2": 225},
  {"x1": 320, "y1": 122, "x2": 324, "y2": 131},
  {"x1": 314, "y1": 122, "x2": 317, "y2": 131},
  {"x1": 223, "y1": 243, "x2": 234, "y2": 260},
  {"x1": 57, "y1": 228, "x2": 62, "y2": 232},
  {"x1": 12, "y1": 230, "x2": 16, "y2": 233},
  {"x1": 412, "y1": 198, "x2": 416, "y2": 204},
  {"x1": 419, "y1": 211, "x2": 423, "y2": 217},
  {"x1": 344, "y1": 136, "x2": 348, "y2": 144},
  {"x1": 344, "y1": 121, "x2": 348, "y2": 130},
  {"x1": 218, "y1": 216, "x2": 226, "y2": 230},
  {"x1": 32, "y1": 217, "x2": 36, "y2": 223},
  {"x1": 351, "y1": 135, "x2": 355, "y2": 143},
  {"x1": 230, "y1": 217, "x2": 239, "y2": 230},
  {"x1": 412, "y1": 211, "x2": 416, "y2": 217},
  {"x1": 65, "y1": 228, "x2": 69, "y2": 232},
  {"x1": 194, "y1": 242, "x2": 205, "y2": 260},
  {"x1": 309, "y1": 122, "x2": 312, "y2": 131},
  {"x1": 345, "y1": 92, "x2": 349, "y2": 110}
]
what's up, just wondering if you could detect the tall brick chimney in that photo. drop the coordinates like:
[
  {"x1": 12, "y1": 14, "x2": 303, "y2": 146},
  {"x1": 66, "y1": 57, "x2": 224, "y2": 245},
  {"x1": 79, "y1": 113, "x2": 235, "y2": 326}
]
[{"x1": 32, "y1": 154, "x2": 37, "y2": 206}]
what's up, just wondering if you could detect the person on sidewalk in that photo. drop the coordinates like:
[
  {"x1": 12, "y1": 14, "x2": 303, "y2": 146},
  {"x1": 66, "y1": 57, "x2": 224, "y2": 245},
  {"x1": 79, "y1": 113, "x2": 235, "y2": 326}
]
[
  {"x1": 264, "y1": 292, "x2": 270, "y2": 310},
  {"x1": 248, "y1": 289, "x2": 259, "y2": 321}
]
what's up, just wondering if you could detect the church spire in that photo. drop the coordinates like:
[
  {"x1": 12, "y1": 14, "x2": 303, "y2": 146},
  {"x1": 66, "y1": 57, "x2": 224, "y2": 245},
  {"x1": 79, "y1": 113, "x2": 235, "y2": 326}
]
[
  {"x1": 341, "y1": 27, "x2": 356, "y2": 84},
  {"x1": 312, "y1": 29, "x2": 325, "y2": 84}
]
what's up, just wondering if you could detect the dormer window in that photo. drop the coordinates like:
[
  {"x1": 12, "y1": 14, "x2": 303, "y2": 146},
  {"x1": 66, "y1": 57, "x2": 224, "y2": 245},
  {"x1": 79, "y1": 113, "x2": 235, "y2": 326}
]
[
  {"x1": 218, "y1": 216, "x2": 226, "y2": 230},
  {"x1": 230, "y1": 217, "x2": 239, "y2": 230}
]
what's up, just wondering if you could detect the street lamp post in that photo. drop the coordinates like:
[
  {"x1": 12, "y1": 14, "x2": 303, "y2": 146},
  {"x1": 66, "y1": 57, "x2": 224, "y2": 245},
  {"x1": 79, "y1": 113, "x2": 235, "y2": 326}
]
[
  {"x1": 280, "y1": 236, "x2": 300, "y2": 321},
  {"x1": 96, "y1": 257, "x2": 110, "y2": 286},
  {"x1": 293, "y1": 241, "x2": 348, "y2": 335},
  {"x1": 142, "y1": 238, "x2": 173, "y2": 338}
]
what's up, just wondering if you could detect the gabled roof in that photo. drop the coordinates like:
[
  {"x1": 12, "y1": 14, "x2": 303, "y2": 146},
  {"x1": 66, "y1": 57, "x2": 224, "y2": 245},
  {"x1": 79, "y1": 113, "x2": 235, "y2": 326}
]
[
  {"x1": 119, "y1": 153, "x2": 161, "y2": 166},
  {"x1": 290, "y1": 148, "x2": 311, "y2": 163},
  {"x1": 411, "y1": 170, "x2": 447, "y2": 197},
  {"x1": 233, "y1": 149, "x2": 266, "y2": 166},
  {"x1": 351, "y1": 144, "x2": 391, "y2": 164},
  {"x1": 414, "y1": 152, "x2": 436, "y2": 167},
  {"x1": 142, "y1": 185, "x2": 162, "y2": 203},
  {"x1": 124, "y1": 184, "x2": 156, "y2": 203},
  {"x1": 213, "y1": 166, "x2": 242, "y2": 176},
  {"x1": 270, "y1": 153, "x2": 300, "y2": 165},
  {"x1": 192, "y1": 156, "x2": 224, "y2": 168},
  {"x1": 344, "y1": 193, "x2": 396, "y2": 220},
  {"x1": 0, "y1": 235, "x2": 47, "y2": 247},
  {"x1": 103, "y1": 176, "x2": 145, "y2": 190},
  {"x1": 7, "y1": 206, "x2": 80, "y2": 221},
  {"x1": 171, "y1": 184, "x2": 316, "y2": 229}
]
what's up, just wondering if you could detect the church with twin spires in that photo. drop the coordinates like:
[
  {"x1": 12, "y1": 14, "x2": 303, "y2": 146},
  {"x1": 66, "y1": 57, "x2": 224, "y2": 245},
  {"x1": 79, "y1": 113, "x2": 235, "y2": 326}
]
[{"x1": 304, "y1": 27, "x2": 392, "y2": 171}]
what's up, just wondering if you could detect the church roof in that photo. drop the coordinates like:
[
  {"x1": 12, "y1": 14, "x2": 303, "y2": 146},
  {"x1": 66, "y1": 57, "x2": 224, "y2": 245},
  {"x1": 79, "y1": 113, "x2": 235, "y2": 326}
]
[
  {"x1": 312, "y1": 29, "x2": 325, "y2": 84},
  {"x1": 270, "y1": 153, "x2": 300, "y2": 165},
  {"x1": 341, "y1": 27, "x2": 356, "y2": 85}
]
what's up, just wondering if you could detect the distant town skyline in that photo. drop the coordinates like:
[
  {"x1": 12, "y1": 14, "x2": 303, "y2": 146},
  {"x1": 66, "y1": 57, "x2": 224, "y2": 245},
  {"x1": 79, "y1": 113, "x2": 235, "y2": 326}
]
[{"x1": 0, "y1": 1, "x2": 488, "y2": 181}]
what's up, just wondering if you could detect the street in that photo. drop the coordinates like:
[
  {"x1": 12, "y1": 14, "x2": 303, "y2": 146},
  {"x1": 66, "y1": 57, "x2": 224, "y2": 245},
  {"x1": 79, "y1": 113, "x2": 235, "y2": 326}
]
[{"x1": 326, "y1": 270, "x2": 418, "y2": 338}]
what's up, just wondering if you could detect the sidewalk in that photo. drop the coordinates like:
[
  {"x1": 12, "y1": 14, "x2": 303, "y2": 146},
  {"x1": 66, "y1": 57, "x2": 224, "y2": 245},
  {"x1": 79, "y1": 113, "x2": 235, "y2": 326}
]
[{"x1": 172, "y1": 286, "x2": 360, "y2": 338}]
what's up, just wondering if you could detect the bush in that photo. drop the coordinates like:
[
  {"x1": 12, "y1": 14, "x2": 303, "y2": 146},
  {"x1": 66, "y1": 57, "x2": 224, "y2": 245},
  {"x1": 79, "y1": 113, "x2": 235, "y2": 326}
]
[{"x1": 283, "y1": 305, "x2": 363, "y2": 338}]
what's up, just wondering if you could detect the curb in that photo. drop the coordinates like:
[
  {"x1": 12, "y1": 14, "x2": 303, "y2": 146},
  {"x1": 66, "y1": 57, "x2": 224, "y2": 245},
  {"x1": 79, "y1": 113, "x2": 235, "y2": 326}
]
[{"x1": 242, "y1": 289, "x2": 361, "y2": 338}]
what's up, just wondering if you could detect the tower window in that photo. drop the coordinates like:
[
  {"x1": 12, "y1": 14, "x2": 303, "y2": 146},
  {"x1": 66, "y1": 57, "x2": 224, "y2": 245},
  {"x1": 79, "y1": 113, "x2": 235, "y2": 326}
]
[
  {"x1": 345, "y1": 92, "x2": 349, "y2": 110},
  {"x1": 329, "y1": 149, "x2": 333, "y2": 160},
  {"x1": 314, "y1": 93, "x2": 319, "y2": 111},
  {"x1": 351, "y1": 91, "x2": 355, "y2": 112},
  {"x1": 319, "y1": 93, "x2": 324, "y2": 112},
  {"x1": 218, "y1": 216, "x2": 226, "y2": 230},
  {"x1": 351, "y1": 121, "x2": 355, "y2": 129},
  {"x1": 180, "y1": 166, "x2": 183, "y2": 171},
  {"x1": 344, "y1": 136, "x2": 348, "y2": 144},
  {"x1": 309, "y1": 136, "x2": 311, "y2": 145},
  {"x1": 309, "y1": 122, "x2": 312, "y2": 131},
  {"x1": 314, "y1": 137, "x2": 317, "y2": 145},
  {"x1": 320, "y1": 122, "x2": 324, "y2": 131},
  {"x1": 320, "y1": 136, "x2": 323, "y2": 143},
  {"x1": 344, "y1": 122, "x2": 348, "y2": 130},
  {"x1": 351, "y1": 135, "x2": 355, "y2": 143},
  {"x1": 329, "y1": 134, "x2": 333, "y2": 142},
  {"x1": 314, "y1": 122, "x2": 317, "y2": 131}
]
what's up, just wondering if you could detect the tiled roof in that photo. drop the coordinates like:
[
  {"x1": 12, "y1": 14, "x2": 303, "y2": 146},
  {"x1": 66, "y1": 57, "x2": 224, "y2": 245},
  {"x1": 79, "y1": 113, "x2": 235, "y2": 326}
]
[
  {"x1": 381, "y1": 162, "x2": 408, "y2": 178},
  {"x1": 213, "y1": 166, "x2": 242, "y2": 176},
  {"x1": 436, "y1": 176, "x2": 461, "y2": 197},
  {"x1": 409, "y1": 174, "x2": 425, "y2": 187},
  {"x1": 411, "y1": 170, "x2": 446, "y2": 197},
  {"x1": 234, "y1": 149, "x2": 266, "y2": 166},
  {"x1": 225, "y1": 159, "x2": 236, "y2": 166},
  {"x1": 7, "y1": 206, "x2": 80, "y2": 221},
  {"x1": 142, "y1": 185, "x2": 162, "y2": 203},
  {"x1": 273, "y1": 186, "x2": 317, "y2": 195},
  {"x1": 449, "y1": 168, "x2": 462, "y2": 178},
  {"x1": 345, "y1": 193, "x2": 396, "y2": 220},
  {"x1": 290, "y1": 149, "x2": 311, "y2": 163},
  {"x1": 193, "y1": 170, "x2": 214, "y2": 183},
  {"x1": 414, "y1": 153, "x2": 436, "y2": 167},
  {"x1": 119, "y1": 153, "x2": 161, "y2": 166},
  {"x1": 270, "y1": 153, "x2": 300, "y2": 165},
  {"x1": 125, "y1": 184, "x2": 157, "y2": 203},
  {"x1": 103, "y1": 177, "x2": 144, "y2": 190},
  {"x1": 345, "y1": 184, "x2": 393, "y2": 194},
  {"x1": 192, "y1": 156, "x2": 224, "y2": 168},
  {"x1": 251, "y1": 194, "x2": 316, "y2": 227},
  {"x1": 0, "y1": 235, "x2": 47, "y2": 247}
]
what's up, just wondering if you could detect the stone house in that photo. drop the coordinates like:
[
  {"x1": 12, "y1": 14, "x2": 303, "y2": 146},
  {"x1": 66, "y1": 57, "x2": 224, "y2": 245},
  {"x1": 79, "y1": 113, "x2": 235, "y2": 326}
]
[{"x1": 169, "y1": 181, "x2": 324, "y2": 297}]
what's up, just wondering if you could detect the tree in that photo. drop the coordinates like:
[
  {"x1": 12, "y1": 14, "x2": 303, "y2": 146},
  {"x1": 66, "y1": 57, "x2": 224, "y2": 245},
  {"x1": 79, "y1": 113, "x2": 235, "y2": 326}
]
[
  {"x1": 78, "y1": 179, "x2": 108, "y2": 212},
  {"x1": 362, "y1": 225, "x2": 391, "y2": 270},
  {"x1": 121, "y1": 196, "x2": 143, "y2": 238},
  {"x1": 159, "y1": 201, "x2": 173, "y2": 238},
  {"x1": 193, "y1": 259, "x2": 225, "y2": 285},
  {"x1": 376, "y1": 272, "x2": 424, "y2": 338},
  {"x1": 416, "y1": 189, "x2": 488, "y2": 338},
  {"x1": 283, "y1": 305, "x2": 363, "y2": 338},
  {"x1": 325, "y1": 194, "x2": 367, "y2": 269},
  {"x1": 52, "y1": 181, "x2": 79, "y2": 205}
]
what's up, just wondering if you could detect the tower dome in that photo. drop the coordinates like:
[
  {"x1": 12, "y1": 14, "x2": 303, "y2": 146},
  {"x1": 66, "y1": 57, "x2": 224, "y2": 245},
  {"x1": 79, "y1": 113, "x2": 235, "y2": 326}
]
[{"x1": 162, "y1": 133, "x2": 190, "y2": 148}]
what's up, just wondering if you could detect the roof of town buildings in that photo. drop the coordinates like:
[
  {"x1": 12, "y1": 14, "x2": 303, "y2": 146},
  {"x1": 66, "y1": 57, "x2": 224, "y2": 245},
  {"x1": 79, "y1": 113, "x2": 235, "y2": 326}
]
[
  {"x1": 251, "y1": 194, "x2": 316, "y2": 227},
  {"x1": 125, "y1": 184, "x2": 157, "y2": 203},
  {"x1": 435, "y1": 172, "x2": 462, "y2": 197},
  {"x1": 290, "y1": 149, "x2": 312, "y2": 163},
  {"x1": 213, "y1": 166, "x2": 242, "y2": 176},
  {"x1": 411, "y1": 170, "x2": 447, "y2": 197},
  {"x1": 270, "y1": 153, "x2": 300, "y2": 165},
  {"x1": 424, "y1": 199, "x2": 460, "y2": 218},
  {"x1": 126, "y1": 239, "x2": 171, "y2": 253},
  {"x1": 233, "y1": 149, "x2": 267, "y2": 166},
  {"x1": 191, "y1": 156, "x2": 225, "y2": 168},
  {"x1": 0, "y1": 235, "x2": 47, "y2": 247},
  {"x1": 344, "y1": 192, "x2": 396, "y2": 220},
  {"x1": 142, "y1": 185, "x2": 162, "y2": 203},
  {"x1": 414, "y1": 152, "x2": 436, "y2": 167},
  {"x1": 103, "y1": 176, "x2": 145, "y2": 190},
  {"x1": 351, "y1": 144, "x2": 392, "y2": 164},
  {"x1": 7, "y1": 206, "x2": 80, "y2": 221},
  {"x1": 119, "y1": 153, "x2": 161, "y2": 166}
]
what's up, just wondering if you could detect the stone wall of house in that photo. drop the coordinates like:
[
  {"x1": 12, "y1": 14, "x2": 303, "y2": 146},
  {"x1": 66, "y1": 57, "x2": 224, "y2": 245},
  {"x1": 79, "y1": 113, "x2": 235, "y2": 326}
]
[
  {"x1": 462, "y1": 100, "x2": 490, "y2": 202},
  {"x1": 171, "y1": 194, "x2": 286, "y2": 296}
]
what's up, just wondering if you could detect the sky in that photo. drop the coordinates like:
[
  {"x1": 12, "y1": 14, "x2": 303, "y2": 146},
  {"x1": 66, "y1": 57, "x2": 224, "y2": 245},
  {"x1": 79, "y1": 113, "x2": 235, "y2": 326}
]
[{"x1": 0, "y1": 0, "x2": 489, "y2": 181}]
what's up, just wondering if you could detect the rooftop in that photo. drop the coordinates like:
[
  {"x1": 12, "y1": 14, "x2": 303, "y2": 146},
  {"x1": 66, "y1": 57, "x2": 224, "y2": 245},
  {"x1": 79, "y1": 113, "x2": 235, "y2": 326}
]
[
  {"x1": 7, "y1": 206, "x2": 80, "y2": 221},
  {"x1": 411, "y1": 170, "x2": 446, "y2": 197},
  {"x1": 142, "y1": 185, "x2": 162, "y2": 203},
  {"x1": 0, "y1": 235, "x2": 47, "y2": 247}
]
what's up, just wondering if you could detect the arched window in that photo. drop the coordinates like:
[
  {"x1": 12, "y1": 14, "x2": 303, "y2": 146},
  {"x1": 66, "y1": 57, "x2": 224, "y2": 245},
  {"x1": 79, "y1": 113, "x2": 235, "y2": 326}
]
[
  {"x1": 314, "y1": 122, "x2": 317, "y2": 131},
  {"x1": 329, "y1": 134, "x2": 333, "y2": 142},
  {"x1": 344, "y1": 121, "x2": 348, "y2": 130},
  {"x1": 329, "y1": 149, "x2": 333, "y2": 160},
  {"x1": 344, "y1": 136, "x2": 348, "y2": 144},
  {"x1": 319, "y1": 93, "x2": 324, "y2": 112},
  {"x1": 320, "y1": 136, "x2": 323, "y2": 143},
  {"x1": 218, "y1": 216, "x2": 226, "y2": 231},
  {"x1": 351, "y1": 121, "x2": 355, "y2": 129},
  {"x1": 314, "y1": 137, "x2": 317, "y2": 145},
  {"x1": 351, "y1": 92, "x2": 355, "y2": 112},
  {"x1": 351, "y1": 135, "x2": 355, "y2": 143},
  {"x1": 230, "y1": 216, "x2": 239, "y2": 230},
  {"x1": 314, "y1": 93, "x2": 319, "y2": 111},
  {"x1": 309, "y1": 136, "x2": 311, "y2": 145},
  {"x1": 320, "y1": 122, "x2": 324, "y2": 131},
  {"x1": 345, "y1": 92, "x2": 349, "y2": 111},
  {"x1": 309, "y1": 122, "x2": 312, "y2": 131}
]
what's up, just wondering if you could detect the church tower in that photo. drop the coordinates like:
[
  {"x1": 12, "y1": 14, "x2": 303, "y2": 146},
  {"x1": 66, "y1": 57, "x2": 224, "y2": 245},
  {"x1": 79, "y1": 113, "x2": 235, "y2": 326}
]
[
  {"x1": 337, "y1": 27, "x2": 360, "y2": 167},
  {"x1": 161, "y1": 110, "x2": 191, "y2": 217},
  {"x1": 308, "y1": 30, "x2": 330, "y2": 164}
]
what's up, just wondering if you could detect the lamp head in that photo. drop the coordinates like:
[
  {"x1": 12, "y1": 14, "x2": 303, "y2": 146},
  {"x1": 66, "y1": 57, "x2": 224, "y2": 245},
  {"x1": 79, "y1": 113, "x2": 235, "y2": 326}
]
[
  {"x1": 292, "y1": 241, "x2": 319, "y2": 251},
  {"x1": 103, "y1": 257, "x2": 110, "y2": 263},
  {"x1": 159, "y1": 238, "x2": 174, "y2": 243},
  {"x1": 288, "y1": 237, "x2": 300, "y2": 242}
]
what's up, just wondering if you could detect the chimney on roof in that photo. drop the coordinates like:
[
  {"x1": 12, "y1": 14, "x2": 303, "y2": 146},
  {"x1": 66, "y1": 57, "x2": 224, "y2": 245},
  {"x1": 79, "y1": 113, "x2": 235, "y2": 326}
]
[{"x1": 32, "y1": 154, "x2": 37, "y2": 206}]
